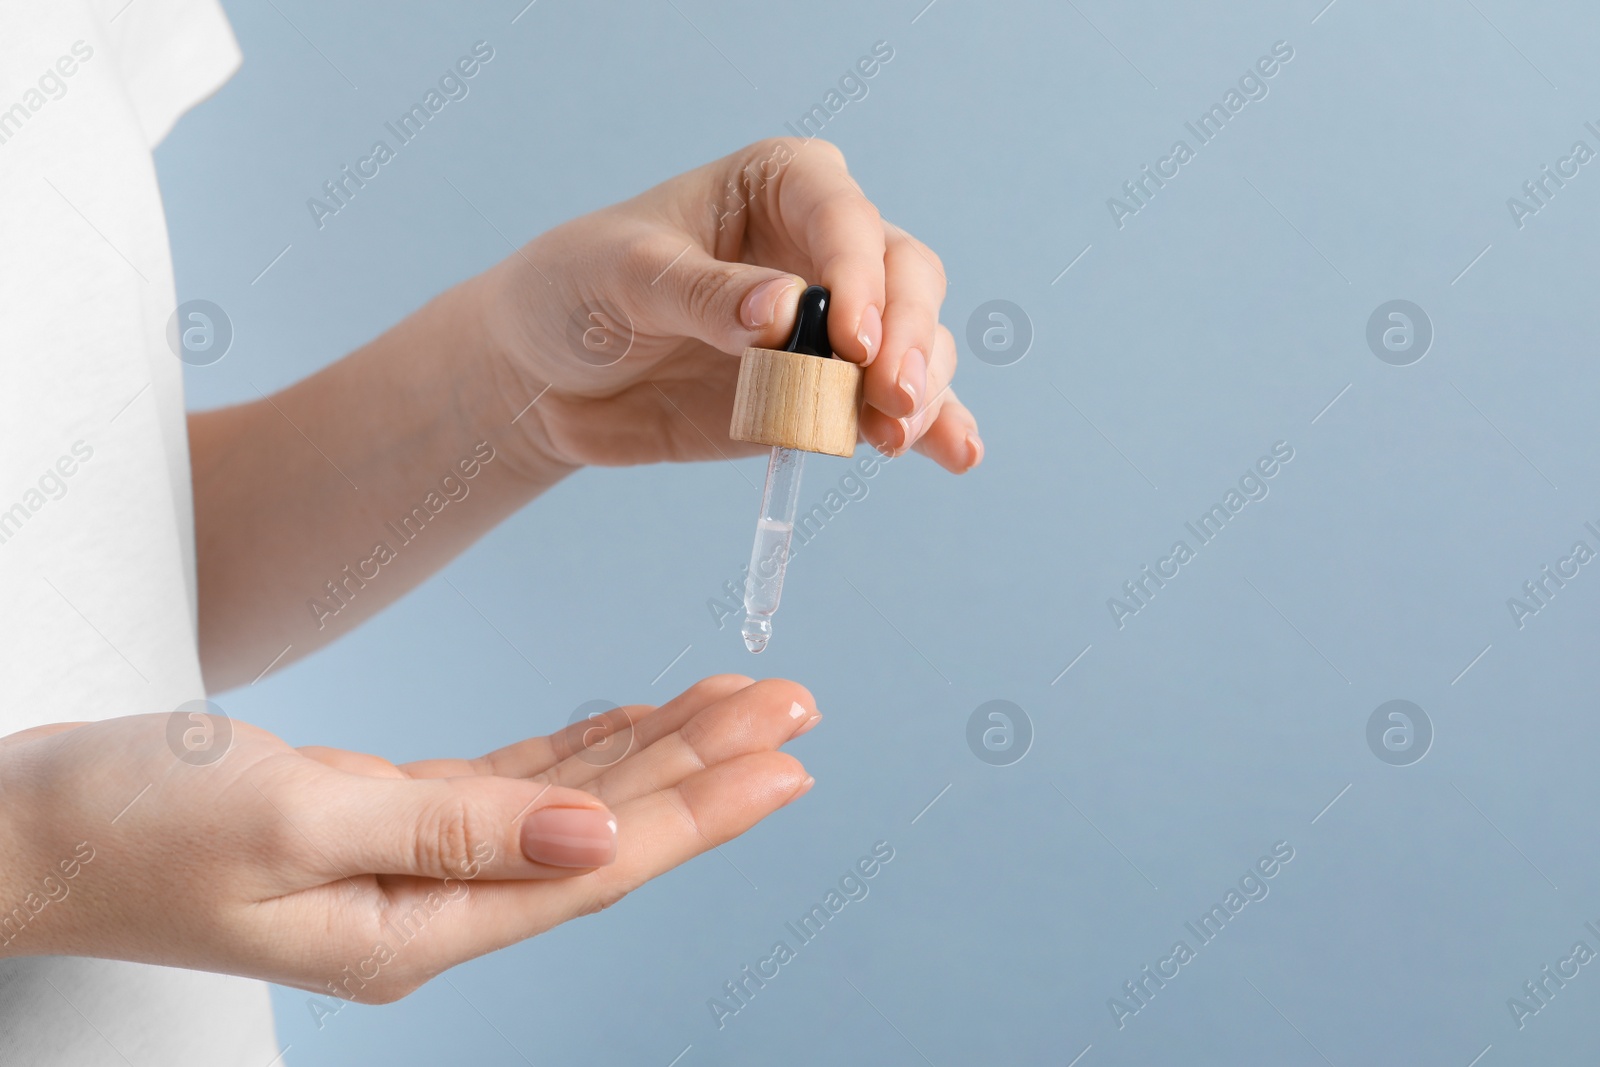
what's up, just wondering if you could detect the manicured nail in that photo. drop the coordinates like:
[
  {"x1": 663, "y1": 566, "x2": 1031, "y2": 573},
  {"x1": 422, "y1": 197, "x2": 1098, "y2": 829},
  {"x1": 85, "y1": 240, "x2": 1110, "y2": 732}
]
[
  {"x1": 897, "y1": 412, "x2": 924, "y2": 452},
  {"x1": 522, "y1": 806, "x2": 618, "y2": 868},
  {"x1": 965, "y1": 431, "x2": 984, "y2": 470},
  {"x1": 741, "y1": 277, "x2": 798, "y2": 330},
  {"x1": 790, "y1": 697, "x2": 825, "y2": 739},
  {"x1": 856, "y1": 305, "x2": 882, "y2": 364},
  {"x1": 788, "y1": 702, "x2": 822, "y2": 737},
  {"x1": 783, "y1": 776, "x2": 816, "y2": 807},
  {"x1": 898, "y1": 347, "x2": 927, "y2": 417}
]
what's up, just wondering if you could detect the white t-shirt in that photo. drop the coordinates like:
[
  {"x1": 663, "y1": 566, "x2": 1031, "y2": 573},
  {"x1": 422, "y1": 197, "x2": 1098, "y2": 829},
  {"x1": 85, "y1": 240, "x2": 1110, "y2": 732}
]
[{"x1": 0, "y1": 1, "x2": 279, "y2": 1062}]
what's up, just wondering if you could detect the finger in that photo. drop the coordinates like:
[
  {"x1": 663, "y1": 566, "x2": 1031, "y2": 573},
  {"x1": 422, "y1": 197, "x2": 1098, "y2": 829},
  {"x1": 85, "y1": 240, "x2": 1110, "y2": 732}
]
[
  {"x1": 866, "y1": 223, "x2": 946, "y2": 419},
  {"x1": 397, "y1": 706, "x2": 653, "y2": 781},
  {"x1": 399, "y1": 703, "x2": 658, "y2": 781},
  {"x1": 433, "y1": 751, "x2": 811, "y2": 956},
  {"x1": 522, "y1": 751, "x2": 811, "y2": 919},
  {"x1": 909, "y1": 323, "x2": 959, "y2": 439},
  {"x1": 859, "y1": 324, "x2": 973, "y2": 464},
  {"x1": 857, "y1": 404, "x2": 902, "y2": 458},
  {"x1": 860, "y1": 392, "x2": 951, "y2": 461},
  {"x1": 770, "y1": 141, "x2": 886, "y2": 364},
  {"x1": 858, "y1": 380, "x2": 978, "y2": 472},
  {"x1": 912, "y1": 389, "x2": 983, "y2": 473},
  {"x1": 859, "y1": 403, "x2": 907, "y2": 460},
  {"x1": 297, "y1": 772, "x2": 618, "y2": 881},
  {"x1": 524, "y1": 674, "x2": 761, "y2": 792},
  {"x1": 583, "y1": 678, "x2": 820, "y2": 806},
  {"x1": 891, "y1": 323, "x2": 957, "y2": 446},
  {"x1": 410, "y1": 675, "x2": 756, "y2": 783},
  {"x1": 636, "y1": 238, "x2": 806, "y2": 356}
]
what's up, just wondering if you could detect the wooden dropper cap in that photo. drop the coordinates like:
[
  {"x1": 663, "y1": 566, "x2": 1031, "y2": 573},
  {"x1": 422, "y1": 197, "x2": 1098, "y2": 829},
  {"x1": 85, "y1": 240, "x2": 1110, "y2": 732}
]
[{"x1": 728, "y1": 285, "x2": 863, "y2": 458}]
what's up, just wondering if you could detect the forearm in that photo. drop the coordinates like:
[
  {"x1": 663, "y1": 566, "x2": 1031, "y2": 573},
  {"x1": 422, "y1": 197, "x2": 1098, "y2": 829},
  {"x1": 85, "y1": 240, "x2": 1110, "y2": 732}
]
[
  {"x1": 192, "y1": 137, "x2": 982, "y2": 690},
  {"x1": 191, "y1": 272, "x2": 570, "y2": 691}
]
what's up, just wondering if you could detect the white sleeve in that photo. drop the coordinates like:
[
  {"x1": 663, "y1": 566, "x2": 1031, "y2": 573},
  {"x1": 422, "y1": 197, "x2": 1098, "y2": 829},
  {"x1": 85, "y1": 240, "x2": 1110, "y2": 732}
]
[{"x1": 88, "y1": 0, "x2": 241, "y2": 146}]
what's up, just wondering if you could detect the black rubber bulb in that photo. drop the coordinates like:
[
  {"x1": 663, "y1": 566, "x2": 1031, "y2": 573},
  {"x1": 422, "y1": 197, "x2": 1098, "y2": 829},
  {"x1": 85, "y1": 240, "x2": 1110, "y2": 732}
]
[{"x1": 782, "y1": 285, "x2": 834, "y2": 359}]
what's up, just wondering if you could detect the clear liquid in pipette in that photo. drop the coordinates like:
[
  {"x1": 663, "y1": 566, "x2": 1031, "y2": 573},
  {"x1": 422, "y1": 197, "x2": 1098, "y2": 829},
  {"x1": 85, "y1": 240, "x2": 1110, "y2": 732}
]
[
  {"x1": 741, "y1": 446, "x2": 805, "y2": 653},
  {"x1": 741, "y1": 517, "x2": 793, "y2": 653}
]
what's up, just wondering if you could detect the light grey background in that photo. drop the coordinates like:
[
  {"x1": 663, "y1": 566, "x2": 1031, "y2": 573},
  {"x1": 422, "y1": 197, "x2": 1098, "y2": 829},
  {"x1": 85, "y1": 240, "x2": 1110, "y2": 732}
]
[{"x1": 158, "y1": 0, "x2": 1600, "y2": 1063}]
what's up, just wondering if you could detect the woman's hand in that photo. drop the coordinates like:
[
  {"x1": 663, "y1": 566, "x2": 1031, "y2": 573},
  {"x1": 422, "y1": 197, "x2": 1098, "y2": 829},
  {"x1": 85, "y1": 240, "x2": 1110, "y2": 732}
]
[
  {"x1": 0, "y1": 675, "x2": 817, "y2": 1002},
  {"x1": 191, "y1": 140, "x2": 978, "y2": 684},
  {"x1": 479, "y1": 138, "x2": 982, "y2": 473}
]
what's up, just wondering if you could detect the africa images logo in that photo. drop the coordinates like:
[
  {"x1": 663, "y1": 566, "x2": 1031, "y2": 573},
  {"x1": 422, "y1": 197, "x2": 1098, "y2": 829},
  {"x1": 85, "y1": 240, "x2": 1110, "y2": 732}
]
[{"x1": 305, "y1": 42, "x2": 495, "y2": 229}]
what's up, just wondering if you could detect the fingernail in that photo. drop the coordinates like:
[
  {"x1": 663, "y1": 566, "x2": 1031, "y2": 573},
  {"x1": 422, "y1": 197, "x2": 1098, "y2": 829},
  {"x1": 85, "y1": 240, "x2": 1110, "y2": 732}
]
[
  {"x1": 741, "y1": 277, "x2": 797, "y2": 330},
  {"x1": 788, "y1": 702, "x2": 822, "y2": 738},
  {"x1": 897, "y1": 413, "x2": 922, "y2": 452},
  {"x1": 965, "y1": 431, "x2": 984, "y2": 470},
  {"x1": 522, "y1": 806, "x2": 618, "y2": 868},
  {"x1": 898, "y1": 347, "x2": 927, "y2": 417},
  {"x1": 790, "y1": 700, "x2": 825, "y2": 735},
  {"x1": 783, "y1": 776, "x2": 816, "y2": 807},
  {"x1": 856, "y1": 305, "x2": 882, "y2": 364}
]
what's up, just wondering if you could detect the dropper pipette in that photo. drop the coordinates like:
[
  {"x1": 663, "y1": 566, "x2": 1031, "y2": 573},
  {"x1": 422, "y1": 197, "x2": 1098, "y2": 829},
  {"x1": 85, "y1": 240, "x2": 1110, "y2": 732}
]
[
  {"x1": 740, "y1": 446, "x2": 803, "y2": 652},
  {"x1": 739, "y1": 286, "x2": 836, "y2": 653}
]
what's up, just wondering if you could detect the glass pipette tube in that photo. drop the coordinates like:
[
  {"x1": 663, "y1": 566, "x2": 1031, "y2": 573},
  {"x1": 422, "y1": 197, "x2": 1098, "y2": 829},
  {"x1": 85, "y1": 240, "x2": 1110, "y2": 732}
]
[{"x1": 741, "y1": 445, "x2": 805, "y2": 653}]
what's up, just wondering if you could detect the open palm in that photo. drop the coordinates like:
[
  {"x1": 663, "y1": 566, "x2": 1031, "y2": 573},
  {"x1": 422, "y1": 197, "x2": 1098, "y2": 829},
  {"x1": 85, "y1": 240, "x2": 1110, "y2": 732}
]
[{"x1": 1, "y1": 675, "x2": 816, "y2": 1002}]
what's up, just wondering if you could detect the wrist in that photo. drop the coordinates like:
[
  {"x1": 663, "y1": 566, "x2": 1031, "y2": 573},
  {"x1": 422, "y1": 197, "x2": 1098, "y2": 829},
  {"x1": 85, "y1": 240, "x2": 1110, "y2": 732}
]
[{"x1": 462, "y1": 261, "x2": 584, "y2": 486}]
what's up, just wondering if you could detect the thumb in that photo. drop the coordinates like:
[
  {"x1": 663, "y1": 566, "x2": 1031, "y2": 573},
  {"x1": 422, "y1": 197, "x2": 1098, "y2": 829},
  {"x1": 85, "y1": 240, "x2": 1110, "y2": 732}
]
[
  {"x1": 311, "y1": 774, "x2": 618, "y2": 880},
  {"x1": 648, "y1": 245, "x2": 804, "y2": 355}
]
